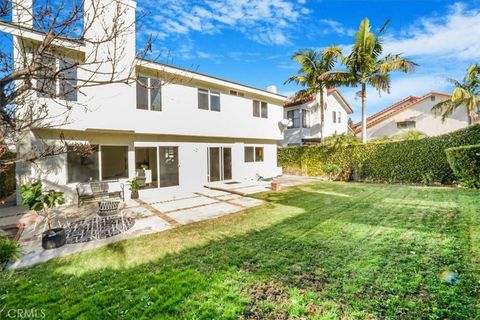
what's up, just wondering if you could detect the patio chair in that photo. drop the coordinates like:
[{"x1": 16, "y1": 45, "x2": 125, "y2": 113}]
[{"x1": 98, "y1": 200, "x2": 121, "y2": 216}]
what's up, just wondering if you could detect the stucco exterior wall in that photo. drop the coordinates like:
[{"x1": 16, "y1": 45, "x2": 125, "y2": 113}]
[
  {"x1": 365, "y1": 95, "x2": 469, "y2": 140},
  {"x1": 16, "y1": 130, "x2": 281, "y2": 203},
  {"x1": 280, "y1": 92, "x2": 351, "y2": 146}
]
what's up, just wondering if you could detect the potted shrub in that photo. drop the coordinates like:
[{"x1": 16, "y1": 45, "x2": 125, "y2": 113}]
[
  {"x1": 0, "y1": 235, "x2": 21, "y2": 267},
  {"x1": 130, "y1": 179, "x2": 140, "y2": 199},
  {"x1": 20, "y1": 181, "x2": 66, "y2": 249}
]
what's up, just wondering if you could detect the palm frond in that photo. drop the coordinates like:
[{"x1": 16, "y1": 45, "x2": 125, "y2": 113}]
[
  {"x1": 284, "y1": 75, "x2": 308, "y2": 86},
  {"x1": 368, "y1": 73, "x2": 390, "y2": 93},
  {"x1": 294, "y1": 88, "x2": 316, "y2": 99},
  {"x1": 378, "y1": 54, "x2": 417, "y2": 73},
  {"x1": 431, "y1": 99, "x2": 463, "y2": 122},
  {"x1": 319, "y1": 70, "x2": 357, "y2": 87},
  {"x1": 452, "y1": 87, "x2": 470, "y2": 102},
  {"x1": 378, "y1": 19, "x2": 391, "y2": 35},
  {"x1": 465, "y1": 63, "x2": 480, "y2": 84}
]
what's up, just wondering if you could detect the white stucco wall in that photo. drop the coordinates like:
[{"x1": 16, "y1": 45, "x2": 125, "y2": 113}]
[
  {"x1": 365, "y1": 94, "x2": 469, "y2": 140},
  {"x1": 16, "y1": 130, "x2": 281, "y2": 203},
  {"x1": 9, "y1": 0, "x2": 287, "y2": 203}
]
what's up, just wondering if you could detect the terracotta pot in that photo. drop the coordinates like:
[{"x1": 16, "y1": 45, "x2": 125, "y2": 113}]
[{"x1": 271, "y1": 181, "x2": 280, "y2": 191}]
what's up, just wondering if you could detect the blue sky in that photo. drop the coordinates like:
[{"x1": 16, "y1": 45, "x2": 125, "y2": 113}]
[{"x1": 137, "y1": 0, "x2": 480, "y2": 122}]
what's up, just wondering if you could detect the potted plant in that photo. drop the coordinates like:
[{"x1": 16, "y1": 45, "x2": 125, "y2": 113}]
[
  {"x1": 130, "y1": 179, "x2": 140, "y2": 199},
  {"x1": 20, "y1": 181, "x2": 66, "y2": 249}
]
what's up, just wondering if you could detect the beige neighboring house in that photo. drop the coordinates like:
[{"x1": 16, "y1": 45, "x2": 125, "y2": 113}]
[{"x1": 353, "y1": 91, "x2": 471, "y2": 140}]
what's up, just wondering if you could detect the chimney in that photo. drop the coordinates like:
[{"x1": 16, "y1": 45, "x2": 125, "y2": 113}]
[
  {"x1": 12, "y1": 0, "x2": 33, "y2": 28},
  {"x1": 266, "y1": 85, "x2": 277, "y2": 94}
]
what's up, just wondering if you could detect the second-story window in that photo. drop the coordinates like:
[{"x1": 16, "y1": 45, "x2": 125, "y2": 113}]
[
  {"x1": 136, "y1": 76, "x2": 161, "y2": 111},
  {"x1": 287, "y1": 110, "x2": 300, "y2": 128},
  {"x1": 302, "y1": 110, "x2": 310, "y2": 128},
  {"x1": 253, "y1": 100, "x2": 268, "y2": 118},
  {"x1": 37, "y1": 56, "x2": 77, "y2": 101},
  {"x1": 198, "y1": 89, "x2": 220, "y2": 111},
  {"x1": 332, "y1": 111, "x2": 337, "y2": 123}
]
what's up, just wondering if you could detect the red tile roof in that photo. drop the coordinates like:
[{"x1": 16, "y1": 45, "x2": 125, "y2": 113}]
[{"x1": 352, "y1": 91, "x2": 451, "y2": 133}]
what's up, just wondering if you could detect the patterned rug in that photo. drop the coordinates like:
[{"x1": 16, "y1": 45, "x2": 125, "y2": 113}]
[{"x1": 65, "y1": 215, "x2": 135, "y2": 244}]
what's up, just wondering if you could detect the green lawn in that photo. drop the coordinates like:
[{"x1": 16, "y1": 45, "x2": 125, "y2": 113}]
[{"x1": 1, "y1": 182, "x2": 479, "y2": 319}]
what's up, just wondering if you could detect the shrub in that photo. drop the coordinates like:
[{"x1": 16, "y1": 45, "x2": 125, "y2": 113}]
[
  {"x1": 324, "y1": 164, "x2": 341, "y2": 180},
  {"x1": 0, "y1": 236, "x2": 21, "y2": 265},
  {"x1": 445, "y1": 144, "x2": 480, "y2": 188},
  {"x1": 278, "y1": 124, "x2": 480, "y2": 184},
  {"x1": 21, "y1": 181, "x2": 65, "y2": 230}
]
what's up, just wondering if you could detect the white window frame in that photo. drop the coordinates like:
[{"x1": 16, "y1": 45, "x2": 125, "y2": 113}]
[
  {"x1": 287, "y1": 109, "x2": 300, "y2": 128},
  {"x1": 253, "y1": 100, "x2": 268, "y2": 118},
  {"x1": 37, "y1": 55, "x2": 78, "y2": 101},
  {"x1": 302, "y1": 109, "x2": 310, "y2": 128},
  {"x1": 137, "y1": 75, "x2": 162, "y2": 111},
  {"x1": 244, "y1": 146, "x2": 264, "y2": 163},
  {"x1": 198, "y1": 88, "x2": 221, "y2": 112}
]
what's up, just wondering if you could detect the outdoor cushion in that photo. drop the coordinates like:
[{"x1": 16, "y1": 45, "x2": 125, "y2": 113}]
[{"x1": 76, "y1": 183, "x2": 93, "y2": 196}]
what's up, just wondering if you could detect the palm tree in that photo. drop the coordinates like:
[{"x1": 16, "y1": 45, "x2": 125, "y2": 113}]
[
  {"x1": 285, "y1": 47, "x2": 341, "y2": 141},
  {"x1": 322, "y1": 18, "x2": 416, "y2": 143},
  {"x1": 432, "y1": 63, "x2": 480, "y2": 125}
]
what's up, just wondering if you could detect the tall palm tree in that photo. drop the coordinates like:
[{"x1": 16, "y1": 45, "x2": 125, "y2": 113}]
[
  {"x1": 432, "y1": 63, "x2": 480, "y2": 125},
  {"x1": 322, "y1": 18, "x2": 416, "y2": 143},
  {"x1": 285, "y1": 47, "x2": 341, "y2": 141}
]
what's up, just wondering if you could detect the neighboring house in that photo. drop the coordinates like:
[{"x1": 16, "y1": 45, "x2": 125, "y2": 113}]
[
  {"x1": 3, "y1": 1, "x2": 287, "y2": 204},
  {"x1": 279, "y1": 88, "x2": 353, "y2": 146},
  {"x1": 352, "y1": 91, "x2": 471, "y2": 141}
]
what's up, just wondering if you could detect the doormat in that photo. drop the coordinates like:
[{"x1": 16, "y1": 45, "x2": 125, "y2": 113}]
[{"x1": 224, "y1": 181, "x2": 241, "y2": 185}]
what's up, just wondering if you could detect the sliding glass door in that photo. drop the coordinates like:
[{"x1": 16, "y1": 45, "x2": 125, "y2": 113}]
[
  {"x1": 208, "y1": 147, "x2": 232, "y2": 182},
  {"x1": 159, "y1": 146, "x2": 179, "y2": 187}
]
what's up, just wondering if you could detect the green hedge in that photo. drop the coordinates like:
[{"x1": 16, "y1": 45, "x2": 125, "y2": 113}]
[
  {"x1": 445, "y1": 144, "x2": 480, "y2": 188},
  {"x1": 0, "y1": 152, "x2": 16, "y2": 199},
  {"x1": 278, "y1": 124, "x2": 480, "y2": 184}
]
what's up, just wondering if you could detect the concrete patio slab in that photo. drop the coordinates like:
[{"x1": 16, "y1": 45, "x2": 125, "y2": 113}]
[
  {"x1": 151, "y1": 195, "x2": 218, "y2": 213},
  {"x1": 205, "y1": 180, "x2": 271, "y2": 195},
  {"x1": 10, "y1": 214, "x2": 172, "y2": 269},
  {"x1": 166, "y1": 202, "x2": 241, "y2": 224},
  {"x1": 3, "y1": 182, "x2": 269, "y2": 269}
]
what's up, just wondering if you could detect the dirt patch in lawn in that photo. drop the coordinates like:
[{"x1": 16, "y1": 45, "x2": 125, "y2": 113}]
[{"x1": 241, "y1": 282, "x2": 290, "y2": 320}]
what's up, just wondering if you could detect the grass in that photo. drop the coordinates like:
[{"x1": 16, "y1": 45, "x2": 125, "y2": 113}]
[{"x1": 1, "y1": 182, "x2": 479, "y2": 319}]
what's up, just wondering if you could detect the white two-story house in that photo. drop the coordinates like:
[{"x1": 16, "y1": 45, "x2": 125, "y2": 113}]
[
  {"x1": 3, "y1": 0, "x2": 287, "y2": 203},
  {"x1": 279, "y1": 88, "x2": 353, "y2": 146},
  {"x1": 352, "y1": 91, "x2": 472, "y2": 141}
]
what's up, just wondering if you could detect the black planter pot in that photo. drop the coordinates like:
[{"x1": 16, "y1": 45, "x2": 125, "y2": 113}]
[
  {"x1": 42, "y1": 228, "x2": 66, "y2": 249},
  {"x1": 131, "y1": 190, "x2": 139, "y2": 199}
]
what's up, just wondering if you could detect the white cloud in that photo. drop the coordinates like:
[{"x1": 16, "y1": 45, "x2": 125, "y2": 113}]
[
  {"x1": 139, "y1": 0, "x2": 310, "y2": 46},
  {"x1": 319, "y1": 19, "x2": 355, "y2": 36},
  {"x1": 383, "y1": 2, "x2": 480, "y2": 60}
]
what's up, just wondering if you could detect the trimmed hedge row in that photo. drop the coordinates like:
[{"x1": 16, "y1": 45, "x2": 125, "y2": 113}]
[
  {"x1": 445, "y1": 144, "x2": 480, "y2": 188},
  {"x1": 278, "y1": 124, "x2": 480, "y2": 184},
  {"x1": 0, "y1": 152, "x2": 16, "y2": 199}
]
